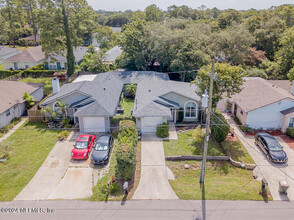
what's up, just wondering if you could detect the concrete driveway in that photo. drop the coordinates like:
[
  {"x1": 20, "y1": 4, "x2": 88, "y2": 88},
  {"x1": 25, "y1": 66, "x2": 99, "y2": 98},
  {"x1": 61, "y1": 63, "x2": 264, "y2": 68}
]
[
  {"x1": 14, "y1": 132, "x2": 104, "y2": 200},
  {"x1": 225, "y1": 114, "x2": 294, "y2": 201},
  {"x1": 133, "y1": 133, "x2": 178, "y2": 200}
]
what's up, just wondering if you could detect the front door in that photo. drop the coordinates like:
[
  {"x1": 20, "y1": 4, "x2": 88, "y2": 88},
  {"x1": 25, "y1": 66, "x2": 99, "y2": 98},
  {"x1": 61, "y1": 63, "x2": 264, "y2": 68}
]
[{"x1": 234, "y1": 104, "x2": 237, "y2": 116}]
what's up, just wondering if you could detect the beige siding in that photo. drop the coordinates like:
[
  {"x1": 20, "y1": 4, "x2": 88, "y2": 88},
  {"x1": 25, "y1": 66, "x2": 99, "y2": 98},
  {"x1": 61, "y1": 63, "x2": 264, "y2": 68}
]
[
  {"x1": 281, "y1": 113, "x2": 294, "y2": 133},
  {"x1": 231, "y1": 102, "x2": 248, "y2": 125},
  {"x1": 4, "y1": 60, "x2": 44, "y2": 70}
]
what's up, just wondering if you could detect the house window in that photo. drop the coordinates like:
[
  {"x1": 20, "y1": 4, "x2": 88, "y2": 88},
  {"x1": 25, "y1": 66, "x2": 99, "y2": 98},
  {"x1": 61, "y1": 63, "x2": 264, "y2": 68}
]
[
  {"x1": 184, "y1": 101, "x2": 197, "y2": 118},
  {"x1": 49, "y1": 64, "x2": 57, "y2": 69},
  {"x1": 5, "y1": 109, "x2": 10, "y2": 117},
  {"x1": 289, "y1": 118, "x2": 294, "y2": 128},
  {"x1": 240, "y1": 110, "x2": 243, "y2": 115}
]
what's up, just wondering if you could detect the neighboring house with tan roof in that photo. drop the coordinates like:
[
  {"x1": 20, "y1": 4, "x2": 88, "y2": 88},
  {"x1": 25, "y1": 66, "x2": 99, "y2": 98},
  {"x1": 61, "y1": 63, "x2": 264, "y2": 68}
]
[
  {"x1": 228, "y1": 77, "x2": 294, "y2": 132},
  {"x1": 0, "y1": 46, "x2": 20, "y2": 64},
  {"x1": 3, "y1": 46, "x2": 46, "y2": 70},
  {"x1": 0, "y1": 81, "x2": 44, "y2": 128}
]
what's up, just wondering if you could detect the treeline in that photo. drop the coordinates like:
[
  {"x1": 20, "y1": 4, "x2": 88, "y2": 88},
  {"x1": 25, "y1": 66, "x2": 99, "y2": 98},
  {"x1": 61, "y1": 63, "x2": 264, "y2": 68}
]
[{"x1": 98, "y1": 4, "x2": 294, "y2": 80}]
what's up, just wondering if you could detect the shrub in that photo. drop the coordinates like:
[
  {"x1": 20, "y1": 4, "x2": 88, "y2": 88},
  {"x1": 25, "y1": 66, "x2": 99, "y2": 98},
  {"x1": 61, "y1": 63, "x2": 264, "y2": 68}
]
[
  {"x1": 286, "y1": 128, "x2": 294, "y2": 138},
  {"x1": 57, "y1": 130, "x2": 70, "y2": 140},
  {"x1": 0, "y1": 70, "x2": 21, "y2": 79},
  {"x1": 156, "y1": 122, "x2": 169, "y2": 138},
  {"x1": 0, "y1": 117, "x2": 22, "y2": 136},
  {"x1": 178, "y1": 108, "x2": 184, "y2": 122},
  {"x1": 211, "y1": 110, "x2": 230, "y2": 142},
  {"x1": 119, "y1": 120, "x2": 135, "y2": 128},
  {"x1": 115, "y1": 121, "x2": 138, "y2": 180},
  {"x1": 233, "y1": 116, "x2": 242, "y2": 125},
  {"x1": 241, "y1": 125, "x2": 253, "y2": 133},
  {"x1": 21, "y1": 70, "x2": 56, "y2": 78}
]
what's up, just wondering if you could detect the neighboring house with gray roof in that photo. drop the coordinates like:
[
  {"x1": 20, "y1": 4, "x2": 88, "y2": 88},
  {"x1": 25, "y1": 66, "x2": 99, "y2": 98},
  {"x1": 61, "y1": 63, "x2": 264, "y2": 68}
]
[
  {"x1": 0, "y1": 46, "x2": 20, "y2": 64},
  {"x1": 104, "y1": 46, "x2": 122, "y2": 64},
  {"x1": 45, "y1": 46, "x2": 88, "y2": 70},
  {"x1": 227, "y1": 77, "x2": 294, "y2": 132},
  {"x1": 0, "y1": 81, "x2": 44, "y2": 128},
  {"x1": 42, "y1": 71, "x2": 201, "y2": 133}
]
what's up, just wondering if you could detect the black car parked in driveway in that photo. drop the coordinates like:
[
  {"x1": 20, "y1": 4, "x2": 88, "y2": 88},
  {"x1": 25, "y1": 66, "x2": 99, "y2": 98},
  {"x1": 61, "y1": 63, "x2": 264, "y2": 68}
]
[
  {"x1": 255, "y1": 132, "x2": 288, "y2": 163},
  {"x1": 91, "y1": 135, "x2": 114, "y2": 165}
]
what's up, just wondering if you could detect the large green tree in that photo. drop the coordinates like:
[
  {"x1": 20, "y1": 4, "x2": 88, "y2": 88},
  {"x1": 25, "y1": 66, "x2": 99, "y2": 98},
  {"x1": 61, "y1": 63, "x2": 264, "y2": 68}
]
[
  {"x1": 145, "y1": 4, "x2": 164, "y2": 22},
  {"x1": 192, "y1": 63, "x2": 245, "y2": 107}
]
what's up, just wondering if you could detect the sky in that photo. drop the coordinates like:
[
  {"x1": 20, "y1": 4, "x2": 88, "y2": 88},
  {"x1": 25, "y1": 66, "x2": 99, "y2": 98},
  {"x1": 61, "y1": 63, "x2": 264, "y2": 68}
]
[{"x1": 87, "y1": 0, "x2": 293, "y2": 11}]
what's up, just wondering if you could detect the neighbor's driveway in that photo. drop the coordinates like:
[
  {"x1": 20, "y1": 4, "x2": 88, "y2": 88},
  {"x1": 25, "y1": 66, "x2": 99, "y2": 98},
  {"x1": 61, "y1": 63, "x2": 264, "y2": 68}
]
[
  {"x1": 14, "y1": 132, "x2": 102, "y2": 200},
  {"x1": 133, "y1": 133, "x2": 178, "y2": 200},
  {"x1": 225, "y1": 114, "x2": 294, "y2": 201}
]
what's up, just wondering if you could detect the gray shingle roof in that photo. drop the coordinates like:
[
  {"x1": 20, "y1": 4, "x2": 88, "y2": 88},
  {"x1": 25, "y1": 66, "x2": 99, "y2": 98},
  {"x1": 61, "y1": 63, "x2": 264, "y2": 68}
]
[
  {"x1": 104, "y1": 46, "x2": 122, "y2": 63},
  {"x1": 230, "y1": 77, "x2": 294, "y2": 112},
  {"x1": 47, "y1": 46, "x2": 88, "y2": 63},
  {"x1": 0, "y1": 46, "x2": 20, "y2": 57},
  {"x1": 132, "y1": 80, "x2": 200, "y2": 117},
  {"x1": 42, "y1": 71, "x2": 199, "y2": 118},
  {"x1": 4, "y1": 46, "x2": 45, "y2": 62}
]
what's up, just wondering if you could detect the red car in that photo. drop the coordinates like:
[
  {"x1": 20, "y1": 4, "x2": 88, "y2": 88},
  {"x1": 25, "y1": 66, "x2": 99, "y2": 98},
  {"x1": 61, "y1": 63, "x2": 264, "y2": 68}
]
[{"x1": 71, "y1": 134, "x2": 96, "y2": 160}]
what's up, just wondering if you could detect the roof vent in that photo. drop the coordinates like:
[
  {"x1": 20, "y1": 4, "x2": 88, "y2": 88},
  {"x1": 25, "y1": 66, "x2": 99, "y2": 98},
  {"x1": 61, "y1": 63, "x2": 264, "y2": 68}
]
[
  {"x1": 149, "y1": 90, "x2": 151, "y2": 92},
  {"x1": 103, "y1": 88, "x2": 106, "y2": 90}
]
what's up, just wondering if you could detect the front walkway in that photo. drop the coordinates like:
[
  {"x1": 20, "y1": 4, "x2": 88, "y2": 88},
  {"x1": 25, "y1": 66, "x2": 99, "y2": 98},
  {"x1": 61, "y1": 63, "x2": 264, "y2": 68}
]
[
  {"x1": 167, "y1": 122, "x2": 178, "y2": 140},
  {"x1": 0, "y1": 117, "x2": 27, "y2": 142},
  {"x1": 224, "y1": 114, "x2": 294, "y2": 201},
  {"x1": 133, "y1": 133, "x2": 178, "y2": 200}
]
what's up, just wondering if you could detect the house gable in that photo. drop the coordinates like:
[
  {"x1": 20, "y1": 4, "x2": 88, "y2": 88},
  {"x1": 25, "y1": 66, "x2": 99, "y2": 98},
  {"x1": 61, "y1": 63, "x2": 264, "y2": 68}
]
[{"x1": 161, "y1": 92, "x2": 199, "y2": 108}]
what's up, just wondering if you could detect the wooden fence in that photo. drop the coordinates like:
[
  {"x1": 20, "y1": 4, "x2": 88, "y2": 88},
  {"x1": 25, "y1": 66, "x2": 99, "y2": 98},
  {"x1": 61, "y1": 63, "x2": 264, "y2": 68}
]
[{"x1": 28, "y1": 104, "x2": 44, "y2": 122}]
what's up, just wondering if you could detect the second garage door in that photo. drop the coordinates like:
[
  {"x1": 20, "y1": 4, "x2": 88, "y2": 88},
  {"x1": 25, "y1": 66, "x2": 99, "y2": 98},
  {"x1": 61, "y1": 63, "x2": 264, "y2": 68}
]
[
  {"x1": 83, "y1": 117, "x2": 105, "y2": 133},
  {"x1": 141, "y1": 117, "x2": 163, "y2": 133}
]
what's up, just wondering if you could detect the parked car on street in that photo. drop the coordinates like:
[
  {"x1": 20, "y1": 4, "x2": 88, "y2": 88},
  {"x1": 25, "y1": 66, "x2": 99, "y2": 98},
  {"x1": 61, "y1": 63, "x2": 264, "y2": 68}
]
[
  {"x1": 91, "y1": 135, "x2": 113, "y2": 165},
  {"x1": 71, "y1": 134, "x2": 96, "y2": 160},
  {"x1": 255, "y1": 133, "x2": 288, "y2": 163}
]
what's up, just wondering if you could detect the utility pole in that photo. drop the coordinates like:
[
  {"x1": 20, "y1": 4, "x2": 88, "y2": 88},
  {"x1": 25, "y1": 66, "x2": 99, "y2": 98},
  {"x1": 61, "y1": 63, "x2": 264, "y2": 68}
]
[{"x1": 200, "y1": 58, "x2": 215, "y2": 183}]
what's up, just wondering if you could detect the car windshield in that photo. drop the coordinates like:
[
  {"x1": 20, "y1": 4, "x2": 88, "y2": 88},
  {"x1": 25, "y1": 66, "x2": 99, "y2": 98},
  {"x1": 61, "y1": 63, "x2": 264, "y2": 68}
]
[
  {"x1": 94, "y1": 143, "x2": 108, "y2": 151},
  {"x1": 74, "y1": 141, "x2": 87, "y2": 149},
  {"x1": 268, "y1": 143, "x2": 283, "y2": 152}
]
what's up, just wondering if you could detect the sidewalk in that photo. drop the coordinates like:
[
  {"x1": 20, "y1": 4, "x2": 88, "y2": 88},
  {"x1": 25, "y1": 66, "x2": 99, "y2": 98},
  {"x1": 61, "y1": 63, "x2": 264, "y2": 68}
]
[{"x1": 0, "y1": 117, "x2": 27, "y2": 142}]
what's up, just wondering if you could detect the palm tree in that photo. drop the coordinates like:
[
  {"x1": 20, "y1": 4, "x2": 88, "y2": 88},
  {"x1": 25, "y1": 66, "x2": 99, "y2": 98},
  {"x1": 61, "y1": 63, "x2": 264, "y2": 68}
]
[
  {"x1": 23, "y1": 92, "x2": 35, "y2": 110},
  {"x1": 125, "y1": 84, "x2": 137, "y2": 98},
  {"x1": 55, "y1": 99, "x2": 68, "y2": 118}
]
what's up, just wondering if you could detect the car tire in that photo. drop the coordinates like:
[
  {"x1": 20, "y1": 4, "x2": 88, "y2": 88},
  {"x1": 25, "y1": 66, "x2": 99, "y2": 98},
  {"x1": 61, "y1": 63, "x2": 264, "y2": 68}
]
[{"x1": 266, "y1": 154, "x2": 271, "y2": 162}]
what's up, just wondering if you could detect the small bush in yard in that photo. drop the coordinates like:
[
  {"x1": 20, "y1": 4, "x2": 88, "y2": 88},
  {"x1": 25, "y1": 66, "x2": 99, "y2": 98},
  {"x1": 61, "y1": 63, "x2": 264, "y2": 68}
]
[
  {"x1": 156, "y1": 122, "x2": 169, "y2": 138},
  {"x1": 57, "y1": 130, "x2": 70, "y2": 140},
  {"x1": 286, "y1": 128, "x2": 294, "y2": 138},
  {"x1": 211, "y1": 110, "x2": 229, "y2": 142},
  {"x1": 116, "y1": 144, "x2": 136, "y2": 180},
  {"x1": 119, "y1": 120, "x2": 135, "y2": 128}
]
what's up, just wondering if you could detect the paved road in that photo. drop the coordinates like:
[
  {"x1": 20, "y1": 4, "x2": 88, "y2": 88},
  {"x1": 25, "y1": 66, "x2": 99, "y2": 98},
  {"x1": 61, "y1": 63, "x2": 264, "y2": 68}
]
[
  {"x1": 133, "y1": 133, "x2": 178, "y2": 200},
  {"x1": 14, "y1": 132, "x2": 102, "y2": 200},
  {"x1": 1, "y1": 200, "x2": 294, "y2": 220},
  {"x1": 225, "y1": 114, "x2": 294, "y2": 201}
]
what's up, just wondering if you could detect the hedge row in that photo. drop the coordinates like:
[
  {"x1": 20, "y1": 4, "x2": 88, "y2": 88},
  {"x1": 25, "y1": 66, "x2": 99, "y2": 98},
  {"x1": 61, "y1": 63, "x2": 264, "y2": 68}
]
[
  {"x1": 211, "y1": 110, "x2": 230, "y2": 142},
  {"x1": 286, "y1": 128, "x2": 294, "y2": 138},
  {"x1": 0, "y1": 70, "x2": 21, "y2": 79},
  {"x1": 115, "y1": 120, "x2": 138, "y2": 180}
]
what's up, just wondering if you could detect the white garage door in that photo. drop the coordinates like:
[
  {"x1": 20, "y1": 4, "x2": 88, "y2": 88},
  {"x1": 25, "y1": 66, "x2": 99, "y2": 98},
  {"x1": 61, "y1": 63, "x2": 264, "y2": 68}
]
[
  {"x1": 141, "y1": 117, "x2": 163, "y2": 133},
  {"x1": 83, "y1": 117, "x2": 105, "y2": 133}
]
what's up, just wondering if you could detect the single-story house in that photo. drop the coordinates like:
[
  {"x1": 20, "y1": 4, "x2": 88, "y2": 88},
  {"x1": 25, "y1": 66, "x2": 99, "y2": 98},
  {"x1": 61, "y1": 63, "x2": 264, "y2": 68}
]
[
  {"x1": 45, "y1": 46, "x2": 88, "y2": 70},
  {"x1": 0, "y1": 81, "x2": 44, "y2": 128},
  {"x1": 0, "y1": 46, "x2": 20, "y2": 64},
  {"x1": 41, "y1": 71, "x2": 201, "y2": 133},
  {"x1": 21, "y1": 35, "x2": 41, "y2": 46},
  {"x1": 3, "y1": 46, "x2": 45, "y2": 70},
  {"x1": 228, "y1": 77, "x2": 294, "y2": 132},
  {"x1": 3, "y1": 45, "x2": 88, "y2": 70}
]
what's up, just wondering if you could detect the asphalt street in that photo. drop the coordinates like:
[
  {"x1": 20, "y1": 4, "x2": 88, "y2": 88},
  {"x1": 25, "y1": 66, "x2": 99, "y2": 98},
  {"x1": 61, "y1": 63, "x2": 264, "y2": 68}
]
[{"x1": 1, "y1": 200, "x2": 294, "y2": 220}]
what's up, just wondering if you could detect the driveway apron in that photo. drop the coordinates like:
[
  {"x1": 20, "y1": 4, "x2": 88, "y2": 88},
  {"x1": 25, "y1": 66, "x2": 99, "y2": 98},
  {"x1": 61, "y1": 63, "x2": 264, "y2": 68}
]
[
  {"x1": 133, "y1": 133, "x2": 178, "y2": 200},
  {"x1": 225, "y1": 114, "x2": 294, "y2": 201}
]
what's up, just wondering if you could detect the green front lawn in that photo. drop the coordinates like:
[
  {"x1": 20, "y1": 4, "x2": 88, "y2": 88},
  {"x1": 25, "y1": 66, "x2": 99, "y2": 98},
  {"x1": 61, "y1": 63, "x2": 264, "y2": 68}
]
[
  {"x1": 167, "y1": 160, "x2": 271, "y2": 200},
  {"x1": 18, "y1": 77, "x2": 53, "y2": 96},
  {"x1": 121, "y1": 98, "x2": 134, "y2": 117},
  {"x1": 0, "y1": 64, "x2": 4, "y2": 70},
  {"x1": 0, "y1": 121, "x2": 60, "y2": 201},
  {"x1": 164, "y1": 129, "x2": 225, "y2": 156}
]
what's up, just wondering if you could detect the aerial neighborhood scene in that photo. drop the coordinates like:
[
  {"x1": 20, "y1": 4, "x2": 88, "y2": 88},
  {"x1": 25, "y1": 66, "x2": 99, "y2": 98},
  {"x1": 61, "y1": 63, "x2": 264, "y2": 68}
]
[{"x1": 1, "y1": 0, "x2": 294, "y2": 219}]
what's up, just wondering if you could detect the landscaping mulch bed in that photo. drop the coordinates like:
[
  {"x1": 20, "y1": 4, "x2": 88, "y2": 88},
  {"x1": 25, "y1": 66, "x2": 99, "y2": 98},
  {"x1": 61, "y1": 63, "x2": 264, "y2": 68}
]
[{"x1": 280, "y1": 135, "x2": 294, "y2": 150}]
